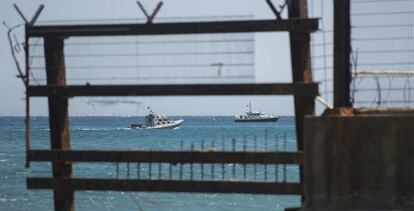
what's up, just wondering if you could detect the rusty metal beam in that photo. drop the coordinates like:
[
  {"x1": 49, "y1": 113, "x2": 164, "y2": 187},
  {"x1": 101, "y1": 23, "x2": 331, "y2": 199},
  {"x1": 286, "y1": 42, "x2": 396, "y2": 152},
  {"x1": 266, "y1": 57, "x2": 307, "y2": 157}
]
[
  {"x1": 27, "y1": 178, "x2": 302, "y2": 195},
  {"x1": 44, "y1": 37, "x2": 74, "y2": 210},
  {"x1": 28, "y1": 150, "x2": 304, "y2": 164},
  {"x1": 27, "y1": 83, "x2": 319, "y2": 97},
  {"x1": 27, "y1": 18, "x2": 319, "y2": 37},
  {"x1": 288, "y1": 0, "x2": 314, "y2": 203},
  {"x1": 288, "y1": 1, "x2": 315, "y2": 149},
  {"x1": 333, "y1": 0, "x2": 351, "y2": 107}
]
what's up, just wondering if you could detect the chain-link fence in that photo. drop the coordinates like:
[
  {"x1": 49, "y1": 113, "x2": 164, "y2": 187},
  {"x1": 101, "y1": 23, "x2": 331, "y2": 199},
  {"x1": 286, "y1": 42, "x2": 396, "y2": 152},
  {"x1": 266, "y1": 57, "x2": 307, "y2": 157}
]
[
  {"x1": 350, "y1": 0, "x2": 414, "y2": 108},
  {"x1": 28, "y1": 16, "x2": 255, "y2": 86},
  {"x1": 309, "y1": 0, "x2": 334, "y2": 109}
]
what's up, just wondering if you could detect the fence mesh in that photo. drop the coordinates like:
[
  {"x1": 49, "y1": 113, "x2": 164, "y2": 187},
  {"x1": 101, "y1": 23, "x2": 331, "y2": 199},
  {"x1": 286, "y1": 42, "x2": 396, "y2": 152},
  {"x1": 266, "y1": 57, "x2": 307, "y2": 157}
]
[
  {"x1": 308, "y1": 0, "x2": 414, "y2": 109},
  {"x1": 29, "y1": 2, "x2": 414, "y2": 108},
  {"x1": 309, "y1": 0, "x2": 334, "y2": 107},
  {"x1": 350, "y1": 0, "x2": 414, "y2": 107},
  {"x1": 28, "y1": 16, "x2": 255, "y2": 86}
]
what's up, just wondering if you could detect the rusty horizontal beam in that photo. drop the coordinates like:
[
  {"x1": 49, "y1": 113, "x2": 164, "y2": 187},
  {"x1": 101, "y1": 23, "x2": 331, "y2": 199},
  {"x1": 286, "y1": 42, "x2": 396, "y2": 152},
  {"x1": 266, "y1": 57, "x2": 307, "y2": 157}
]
[
  {"x1": 27, "y1": 83, "x2": 319, "y2": 97},
  {"x1": 28, "y1": 150, "x2": 304, "y2": 164},
  {"x1": 27, "y1": 18, "x2": 319, "y2": 37},
  {"x1": 27, "y1": 178, "x2": 302, "y2": 195}
]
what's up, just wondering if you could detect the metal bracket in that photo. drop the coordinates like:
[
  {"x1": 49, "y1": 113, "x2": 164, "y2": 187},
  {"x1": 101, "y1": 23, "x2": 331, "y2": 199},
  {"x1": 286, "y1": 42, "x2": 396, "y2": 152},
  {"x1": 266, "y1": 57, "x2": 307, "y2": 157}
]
[
  {"x1": 6, "y1": 4, "x2": 44, "y2": 85},
  {"x1": 13, "y1": 4, "x2": 28, "y2": 24},
  {"x1": 211, "y1": 63, "x2": 224, "y2": 77},
  {"x1": 13, "y1": 4, "x2": 44, "y2": 26},
  {"x1": 137, "y1": 1, "x2": 163, "y2": 24},
  {"x1": 29, "y1": 5, "x2": 44, "y2": 27},
  {"x1": 266, "y1": 0, "x2": 288, "y2": 20}
]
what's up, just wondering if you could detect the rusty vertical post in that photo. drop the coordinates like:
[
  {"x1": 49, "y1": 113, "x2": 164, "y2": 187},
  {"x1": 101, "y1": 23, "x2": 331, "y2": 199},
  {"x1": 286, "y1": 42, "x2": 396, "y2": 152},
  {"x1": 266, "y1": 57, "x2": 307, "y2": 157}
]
[
  {"x1": 24, "y1": 24, "x2": 30, "y2": 168},
  {"x1": 288, "y1": 0, "x2": 314, "y2": 201},
  {"x1": 333, "y1": 0, "x2": 351, "y2": 107},
  {"x1": 44, "y1": 36, "x2": 74, "y2": 211}
]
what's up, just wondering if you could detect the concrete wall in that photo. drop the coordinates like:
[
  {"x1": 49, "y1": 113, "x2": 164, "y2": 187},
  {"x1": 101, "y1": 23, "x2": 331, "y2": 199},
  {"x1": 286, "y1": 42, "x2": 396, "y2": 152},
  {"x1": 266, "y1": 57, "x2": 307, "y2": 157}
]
[{"x1": 303, "y1": 114, "x2": 414, "y2": 209}]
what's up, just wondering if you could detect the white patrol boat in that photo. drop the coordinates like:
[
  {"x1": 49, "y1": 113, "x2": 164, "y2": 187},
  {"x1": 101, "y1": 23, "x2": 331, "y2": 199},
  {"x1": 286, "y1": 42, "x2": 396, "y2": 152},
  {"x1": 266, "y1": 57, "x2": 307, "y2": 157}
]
[
  {"x1": 130, "y1": 107, "x2": 184, "y2": 129},
  {"x1": 234, "y1": 103, "x2": 279, "y2": 122}
]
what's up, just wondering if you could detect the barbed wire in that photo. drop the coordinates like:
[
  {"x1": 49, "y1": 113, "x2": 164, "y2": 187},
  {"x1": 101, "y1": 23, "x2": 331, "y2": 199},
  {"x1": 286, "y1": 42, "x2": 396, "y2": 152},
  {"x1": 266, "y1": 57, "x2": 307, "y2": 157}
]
[{"x1": 350, "y1": 0, "x2": 414, "y2": 108}]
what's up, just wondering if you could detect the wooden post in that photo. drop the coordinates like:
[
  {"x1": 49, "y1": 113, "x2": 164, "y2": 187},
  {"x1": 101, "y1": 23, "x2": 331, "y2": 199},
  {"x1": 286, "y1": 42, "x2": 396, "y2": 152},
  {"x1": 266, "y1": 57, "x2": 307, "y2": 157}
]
[
  {"x1": 333, "y1": 0, "x2": 351, "y2": 107},
  {"x1": 288, "y1": 0, "x2": 314, "y2": 201},
  {"x1": 44, "y1": 36, "x2": 74, "y2": 211}
]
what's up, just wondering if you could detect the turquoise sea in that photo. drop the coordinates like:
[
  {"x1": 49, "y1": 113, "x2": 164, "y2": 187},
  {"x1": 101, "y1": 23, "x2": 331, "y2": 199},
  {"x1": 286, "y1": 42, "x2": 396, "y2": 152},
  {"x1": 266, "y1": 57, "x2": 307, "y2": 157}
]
[{"x1": 0, "y1": 116, "x2": 300, "y2": 210}]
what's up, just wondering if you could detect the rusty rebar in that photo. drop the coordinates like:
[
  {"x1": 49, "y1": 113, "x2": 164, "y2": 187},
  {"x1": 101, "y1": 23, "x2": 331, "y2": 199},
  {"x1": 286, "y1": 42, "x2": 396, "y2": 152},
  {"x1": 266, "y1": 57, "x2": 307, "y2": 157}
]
[
  {"x1": 190, "y1": 143, "x2": 194, "y2": 180},
  {"x1": 201, "y1": 140, "x2": 205, "y2": 180},
  {"x1": 180, "y1": 140, "x2": 183, "y2": 180},
  {"x1": 243, "y1": 135, "x2": 247, "y2": 180},
  {"x1": 169, "y1": 163, "x2": 172, "y2": 180},
  {"x1": 254, "y1": 135, "x2": 257, "y2": 181},
  {"x1": 283, "y1": 133, "x2": 287, "y2": 182},
  {"x1": 116, "y1": 162, "x2": 119, "y2": 179},
  {"x1": 232, "y1": 138, "x2": 236, "y2": 179},
  {"x1": 221, "y1": 130, "x2": 225, "y2": 180},
  {"x1": 275, "y1": 134, "x2": 279, "y2": 182},
  {"x1": 137, "y1": 162, "x2": 140, "y2": 179},
  {"x1": 149, "y1": 162, "x2": 152, "y2": 180},
  {"x1": 158, "y1": 163, "x2": 162, "y2": 180},
  {"x1": 211, "y1": 140, "x2": 215, "y2": 180},
  {"x1": 127, "y1": 162, "x2": 130, "y2": 179},
  {"x1": 264, "y1": 130, "x2": 268, "y2": 181}
]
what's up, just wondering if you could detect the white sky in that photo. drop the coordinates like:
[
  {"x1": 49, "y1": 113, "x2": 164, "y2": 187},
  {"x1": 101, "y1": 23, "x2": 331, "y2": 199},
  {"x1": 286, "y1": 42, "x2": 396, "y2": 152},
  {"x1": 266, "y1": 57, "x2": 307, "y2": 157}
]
[{"x1": 0, "y1": 0, "x2": 328, "y2": 116}]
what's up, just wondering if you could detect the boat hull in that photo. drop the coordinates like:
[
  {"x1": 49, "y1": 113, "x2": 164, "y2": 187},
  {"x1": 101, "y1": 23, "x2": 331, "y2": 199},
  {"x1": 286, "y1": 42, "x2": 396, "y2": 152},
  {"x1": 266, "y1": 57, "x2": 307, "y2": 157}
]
[
  {"x1": 131, "y1": 119, "x2": 184, "y2": 129},
  {"x1": 234, "y1": 117, "x2": 279, "y2": 122},
  {"x1": 148, "y1": 119, "x2": 184, "y2": 129}
]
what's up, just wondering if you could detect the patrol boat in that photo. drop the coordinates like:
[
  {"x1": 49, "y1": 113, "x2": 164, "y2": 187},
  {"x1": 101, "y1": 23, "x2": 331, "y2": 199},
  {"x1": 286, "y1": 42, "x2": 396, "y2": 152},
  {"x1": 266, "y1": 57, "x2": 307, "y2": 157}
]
[
  {"x1": 130, "y1": 107, "x2": 184, "y2": 129},
  {"x1": 234, "y1": 103, "x2": 279, "y2": 122}
]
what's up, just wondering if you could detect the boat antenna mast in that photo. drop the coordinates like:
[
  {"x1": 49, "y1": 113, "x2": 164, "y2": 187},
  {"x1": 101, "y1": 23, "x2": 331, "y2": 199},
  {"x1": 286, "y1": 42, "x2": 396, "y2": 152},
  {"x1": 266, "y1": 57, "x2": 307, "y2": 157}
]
[
  {"x1": 246, "y1": 102, "x2": 252, "y2": 114},
  {"x1": 147, "y1": 107, "x2": 153, "y2": 114}
]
